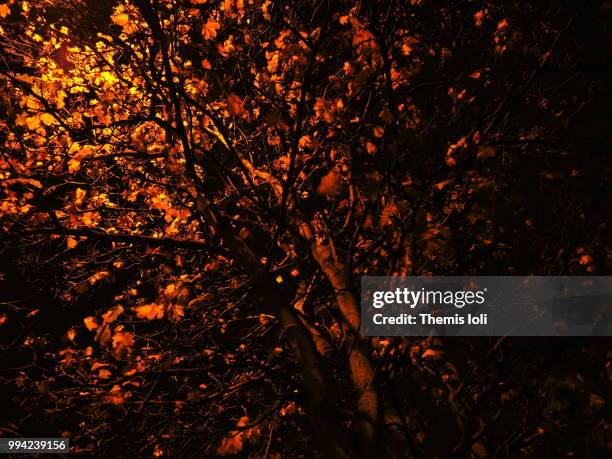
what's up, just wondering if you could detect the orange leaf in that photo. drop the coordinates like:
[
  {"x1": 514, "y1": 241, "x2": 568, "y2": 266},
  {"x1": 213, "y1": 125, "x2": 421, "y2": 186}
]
[
  {"x1": 226, "y1": 93, "x2": 245, "y2": 116},
  {"x1": 373, "y1": 126, "x2": 385, "y2": 138},
  {"x1": 434, "y1": 179, "x2": 455, "y2": 191},
  {"x1": 316, "y1": 169, "x2": 339, "y2": 196},
  {"x1": 167, "y1": 304, "x2": 184, "y2": 322},
  {"x1": 84, "y1": 316, "x2": 99, "y2": 331},
  {"x1": 202, "y1": 19, "x2": 220, "y2": 40},
  {"x1": 133, "y1": 303, "x2": 164, "y2": 320}
]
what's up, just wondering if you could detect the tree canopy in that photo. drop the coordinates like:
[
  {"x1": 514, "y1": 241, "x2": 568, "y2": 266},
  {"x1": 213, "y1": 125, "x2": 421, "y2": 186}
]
[{"x1": 0, "y1": 0, "x2": 610, "y2": 457}]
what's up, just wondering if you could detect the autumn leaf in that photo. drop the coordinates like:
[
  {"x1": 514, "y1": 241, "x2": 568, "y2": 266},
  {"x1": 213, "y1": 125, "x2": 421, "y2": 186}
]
[
  {"x1": 0, "y1": 4, "x2": 10, "y2": 18},
  {"x1": 216, "y1": 432, "x2": 243, "y2": 456},
  {"x1": 202, "y1": 18, "x2": 220, "y2": 40},
  {"x1": 133, "y1": 303, "x2": 165, "y2": 320},
  {"x1": 68, "y1": 158, "x2": 81, "y2": 173},
  {"x1": 298, "y1": 135, "x2": 313, "y2": 149},
  {"x1": 366, "y1": 142, "x2": 377, "y2": 155},
  {"x1": 216, "y1": 416, "x2": 261, "y2": 456},
  {"x1": 352, "y1": 28, "x2": 376, "y2": 50},
  {"x1": 167, "y1": 304, "x2": 185, "y2": 322},
  {"x1": 101, "y1": 305, "x2": 124, "y2": 324},
  {"x1": 112, "y1": 13, "x2": 130, "y2": 27},
  {"x1": 380, "y1": 202, "x2": 399, "y2": 227},
  {"x1": 112, "y1": 328, "x2": 135, "y2": 358},
  {"x1": 97, "y1": 327, "x2": 112, "y2": 346},
  {"x1": 105, "y1": 384, "x2": 125, "y2": 405},
  {"x1": 40, "y1": 113, "x2": 55, "y2": 126},
  {"x1": 474, "y1": 10, "x2": 486, "y2": 28},
  {"x1": 373, "y1": 126, "x2": 385, "y2": 138},
  {"x1": 84, "y1": 316, "x2": 99, "y2": 331},
  {"x1": 89, "y1": 271, "x2": 113, "y2": 286},
  {"x1": 421, "y1": 349, "x2": 444, "y2": 360},
  {"x1": 434, "y1": 179, "x2": 455, "y2": 190},
  {"x1": 98, "y1": 368, "x2": 112, "y2": 379},
  {"x1": 112, "y1": 13, "x2": 136, "y2": 34},
  {"x1": 316, "y1": 169, "x2": 339, "y2": 196},
  {"x1": 226, "y1": 93, "x2": 245, "y2": 116}
]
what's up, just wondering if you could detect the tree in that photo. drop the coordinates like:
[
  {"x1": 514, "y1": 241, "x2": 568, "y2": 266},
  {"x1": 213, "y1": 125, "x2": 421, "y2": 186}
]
[{"x1": 0, "y1": 0, "x2": 609, "y2": 457}]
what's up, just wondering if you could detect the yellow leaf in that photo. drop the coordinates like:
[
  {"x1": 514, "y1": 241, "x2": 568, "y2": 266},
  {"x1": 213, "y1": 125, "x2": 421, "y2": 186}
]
[
  {"x1": 68, "y1": 158, "x2": 81, "y2": 173},
  {"x1": 75, "y1": 187, "x2": 87, "y2": 205},
  {"x1": 25, "y1": 116, "x2": 40, "y2": 130},
  {"x1": 112, "y1": 13, "x2": 130, "y2": 27},
  {"x1": 0, "y1": 4, "x2": 10, "y2": 18},
  {"x1": 40, "y1": 113, "x2": 55, "y2": 126},
  {"x1": 67, "y1": 237, "x2": 78, "y2": 249},
  {"x1": 112, "y1": 11, "x2": 137, "y2": 34}
]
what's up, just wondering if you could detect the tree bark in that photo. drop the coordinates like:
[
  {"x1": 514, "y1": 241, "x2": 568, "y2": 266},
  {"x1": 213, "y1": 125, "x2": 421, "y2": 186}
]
[
  {"x1": 299, "y1": 221, "x2": 382, "y2": 457},
  {"x1": 209, "y1": 212, "x2": 357, "y2": 457}
]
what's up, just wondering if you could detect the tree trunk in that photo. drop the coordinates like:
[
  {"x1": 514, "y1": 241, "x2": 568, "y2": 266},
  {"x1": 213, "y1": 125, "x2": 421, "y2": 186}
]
[{"x1": 299, "y1": 222, "x2": 382, "y2": 457}]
